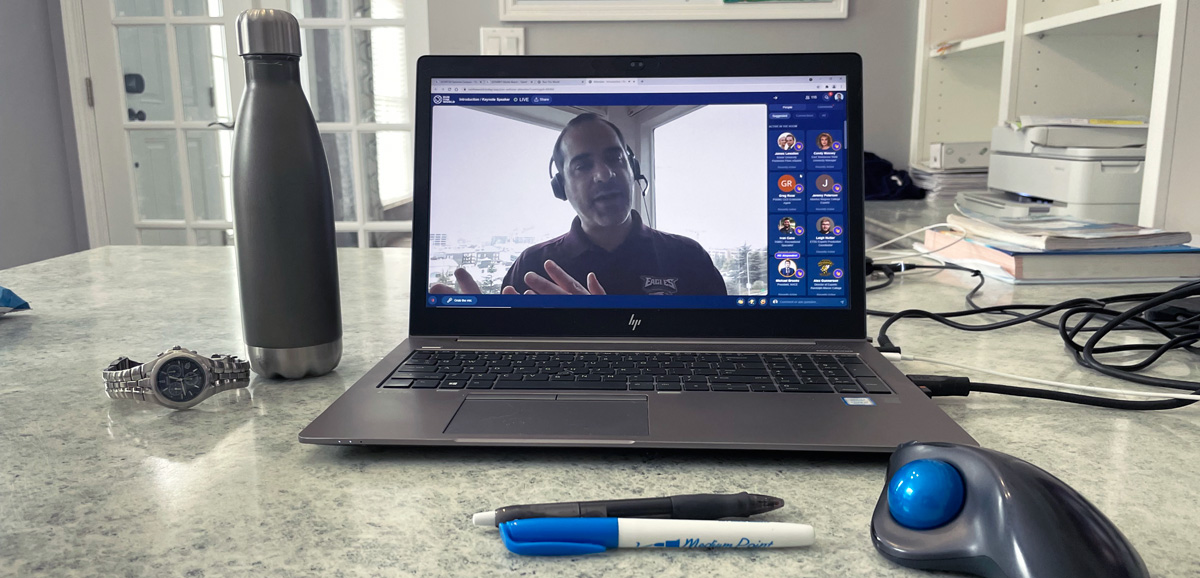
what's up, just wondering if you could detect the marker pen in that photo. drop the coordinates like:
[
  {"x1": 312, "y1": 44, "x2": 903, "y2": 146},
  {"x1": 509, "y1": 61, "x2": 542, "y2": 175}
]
[{"x1": 498, "y1": 518, "x2": 815, "y2": 556}]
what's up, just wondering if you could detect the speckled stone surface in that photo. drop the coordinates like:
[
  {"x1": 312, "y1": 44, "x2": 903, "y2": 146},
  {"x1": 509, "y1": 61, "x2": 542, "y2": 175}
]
[{"x1": 1, "y1": 240, "x2": 1198, "y2": 577}]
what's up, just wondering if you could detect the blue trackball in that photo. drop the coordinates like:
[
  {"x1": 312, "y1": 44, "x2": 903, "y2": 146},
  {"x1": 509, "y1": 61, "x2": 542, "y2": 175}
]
[{"x1": 887, "y1": 459, "x2": 965, "y2": 529}]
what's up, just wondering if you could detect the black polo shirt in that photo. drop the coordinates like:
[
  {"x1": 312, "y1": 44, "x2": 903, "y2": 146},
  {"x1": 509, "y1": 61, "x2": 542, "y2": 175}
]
[{"x1": 502, "y1": 211, "x2": 728, "y2": 296}]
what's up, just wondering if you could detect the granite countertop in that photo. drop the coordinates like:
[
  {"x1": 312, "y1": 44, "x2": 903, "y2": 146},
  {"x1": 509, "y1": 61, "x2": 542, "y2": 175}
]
[{"x1": 2, "y1": 244, "x2": 1199, "y2": 577}]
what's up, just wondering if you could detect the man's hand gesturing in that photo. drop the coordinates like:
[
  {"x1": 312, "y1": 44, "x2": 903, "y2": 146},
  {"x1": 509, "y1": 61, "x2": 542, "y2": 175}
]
[
  {"x1": 429, "y1": 261, "x2": 605, "y2": 295},
  {"x1": 513, "y1": 260, "x2": 606, "y2": 295},
  {"x1": 429, "y1": 268, "x2": 482, "y2": 294}
]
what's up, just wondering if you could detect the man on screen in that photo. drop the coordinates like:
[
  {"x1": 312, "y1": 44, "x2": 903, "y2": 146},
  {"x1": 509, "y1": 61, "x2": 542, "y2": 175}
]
[{"x1": 430, "y1": 113, "x2": 726, "y2": 296}]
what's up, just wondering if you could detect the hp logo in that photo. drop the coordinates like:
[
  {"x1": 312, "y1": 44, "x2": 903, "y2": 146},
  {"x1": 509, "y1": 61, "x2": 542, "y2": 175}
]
[{"x1": 628, "y1": 314, "x2": 642, "y2": 331}]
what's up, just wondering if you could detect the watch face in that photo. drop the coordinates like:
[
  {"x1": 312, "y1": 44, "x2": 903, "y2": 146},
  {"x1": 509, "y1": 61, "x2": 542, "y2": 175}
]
[{"x1": 155, "y1": 357, "x2": 206, "y2": 403}]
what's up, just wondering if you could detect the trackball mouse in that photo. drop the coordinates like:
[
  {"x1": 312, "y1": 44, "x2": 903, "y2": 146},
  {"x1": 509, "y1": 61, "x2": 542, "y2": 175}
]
[{"x1": 870, "y1": 441, "x2": 1149, "y2": 578}]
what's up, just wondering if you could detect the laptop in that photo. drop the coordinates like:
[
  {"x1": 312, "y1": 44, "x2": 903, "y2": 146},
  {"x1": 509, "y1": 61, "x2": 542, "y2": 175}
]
[{"x1": 299, "y1": 53, "x2": 977, "y2": 452}]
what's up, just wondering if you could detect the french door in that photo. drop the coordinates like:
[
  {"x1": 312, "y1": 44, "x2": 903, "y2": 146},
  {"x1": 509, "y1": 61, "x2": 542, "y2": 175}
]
[{"x1": 79, "y1": 0, "x2": 427, "y2": 247}]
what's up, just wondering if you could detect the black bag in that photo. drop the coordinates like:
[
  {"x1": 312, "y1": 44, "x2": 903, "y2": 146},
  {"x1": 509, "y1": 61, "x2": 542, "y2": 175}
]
[{"x1": 865, "y1": 152, "x2": 925, "y2": 200}]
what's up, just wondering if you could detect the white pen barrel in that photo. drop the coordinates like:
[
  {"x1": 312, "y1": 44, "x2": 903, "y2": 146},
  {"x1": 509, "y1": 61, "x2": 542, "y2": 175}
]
[{"x1": 616, "y1": 519, "x2": 815, "y2": 548}]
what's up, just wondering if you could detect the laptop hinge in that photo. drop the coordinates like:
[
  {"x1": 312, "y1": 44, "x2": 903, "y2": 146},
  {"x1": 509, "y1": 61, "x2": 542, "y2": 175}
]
[{"x1": 445, "y1": 337, "x2": 869, "y2": 345}]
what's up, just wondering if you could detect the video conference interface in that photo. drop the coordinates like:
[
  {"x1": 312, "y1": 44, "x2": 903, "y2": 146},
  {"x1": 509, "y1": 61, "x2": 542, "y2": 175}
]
[{"x1": 425, "y1": 75, "x2": 849, "y2": 310}]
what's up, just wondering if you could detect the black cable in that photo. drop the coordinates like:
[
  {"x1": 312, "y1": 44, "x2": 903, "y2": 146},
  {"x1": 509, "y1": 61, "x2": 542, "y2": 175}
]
[
  {"x1": 865, "y1": 267, "x2": 894, "y2": 292},
  {"x1": 865, "y1": 263, "x2": 982, "y2": 316},
  {"x1": 907, "y1": 374, "x2": 1198, "y2": 411},
  {"x1": 1057, "y1": 280, "x2": 1200, "y2": 390},
  {"x1": 869, "y1": 258, "x2": 1200, "y2": 391},
  {"x1": 866, "y1": 260, "x2": 1198, "y2": 348},
  {"x1": 965, "y1": 284, "x2": 1183, "y2": 334},
  {"x1": 969, "y1": 382, "x2": 1197, "y2": 410}
]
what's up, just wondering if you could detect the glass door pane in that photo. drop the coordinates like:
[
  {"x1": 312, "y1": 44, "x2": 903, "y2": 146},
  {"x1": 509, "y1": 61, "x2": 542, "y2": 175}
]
[
  {"x1": 172, "y1": 0, "x2": 222, "y2": 17},
  {"x1": 290, "y1": 0, "x2": 419, "y2": 247},
  {"x1": 299, "y1": 28, "x2": 350, "y2": 122},
  {"x1": 90, "y1": 0, "x2": 248, "y2": 245},
  {"x1": 352, "y1": 0, "x2": 403, "y2": 19},
  {"x1": 361, "y1": 131, "x2": 411, "y2": 222},
  {"x1": 117, "y1": 26, "x2": 174, "y2": 122},
  {"x1": 129, "y1": 130, "x2": 184, "y2": 220},
  {"x1": 175, "y1": 25, "x2": 233, "y2": 122},
  {"x1": 113, "y1": 0, "x2": 164, "y2": 17},
  {"x1": 88, "y1": 0, "x2": 422, "y2": 246},
  {"x1": 290, "y1": 0, "x2": 342, "y2": 18},
  {"x1": 320, "y1": 133, "x2": 357, "y2": 221},
  {"x1": 354, "y1": 27, "x2": 407, "y2": 123},
  {"x1": 184, "y1": 130, "x2": 232, "y2": 221}
]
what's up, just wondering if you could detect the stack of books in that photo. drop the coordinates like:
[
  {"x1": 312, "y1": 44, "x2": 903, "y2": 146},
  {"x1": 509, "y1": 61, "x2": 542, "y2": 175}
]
[
  {"x1": 918, "y1": 210, "x2": 1200, "y2": 283},
  {"x1": 909, "y1": 163, "x2": 989, "y2": 195}
]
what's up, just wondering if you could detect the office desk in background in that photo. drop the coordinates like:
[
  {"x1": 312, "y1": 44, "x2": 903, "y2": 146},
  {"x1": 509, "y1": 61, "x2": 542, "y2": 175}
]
[{"x1": 1, "y1": 235, "x2": 1198, "y2": 576}]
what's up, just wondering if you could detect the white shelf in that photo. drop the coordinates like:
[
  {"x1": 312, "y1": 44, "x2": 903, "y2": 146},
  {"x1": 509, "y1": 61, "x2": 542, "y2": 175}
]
[
  {"x1": 1024, "y1": 0, "x2": 1162, "y2": 36},
  {"x1": 911, "y1": 0, "x2": 1189, "y2": 233},
  {"x1": 930, "y1": 31, "x2": 1006, "y2": 58}
]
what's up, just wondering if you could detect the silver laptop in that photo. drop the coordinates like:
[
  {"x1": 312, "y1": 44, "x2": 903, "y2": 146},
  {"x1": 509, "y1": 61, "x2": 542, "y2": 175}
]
[{"x1": 299, "y1": 53, "x2": 977, "y2": 452}]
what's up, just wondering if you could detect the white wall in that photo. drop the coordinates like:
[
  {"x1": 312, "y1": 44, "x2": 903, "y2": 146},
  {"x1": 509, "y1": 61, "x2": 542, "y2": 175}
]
[
  {"x1": 426, "y1": 0, "x2": 919, "y2": 168},
  {"x1": 0, "y1": 0, "x2": 88, "y2": 270}
]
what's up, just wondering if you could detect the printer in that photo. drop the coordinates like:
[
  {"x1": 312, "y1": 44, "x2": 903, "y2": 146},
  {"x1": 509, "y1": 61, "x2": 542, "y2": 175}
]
[{"x1": 957, "y1": 119, "x2": 1147, "y2": 224}]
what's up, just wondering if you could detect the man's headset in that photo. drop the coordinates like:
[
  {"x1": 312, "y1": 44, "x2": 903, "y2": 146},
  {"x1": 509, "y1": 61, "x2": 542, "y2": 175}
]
[{"x1": 548, "y1": 117, "x2": 648, "y2": 201}]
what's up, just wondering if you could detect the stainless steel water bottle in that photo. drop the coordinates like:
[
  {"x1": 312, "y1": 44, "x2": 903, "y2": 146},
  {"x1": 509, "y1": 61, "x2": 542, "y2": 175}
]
[{"x1": 231, "y1": 9, "x2": 341, "y2": 378}]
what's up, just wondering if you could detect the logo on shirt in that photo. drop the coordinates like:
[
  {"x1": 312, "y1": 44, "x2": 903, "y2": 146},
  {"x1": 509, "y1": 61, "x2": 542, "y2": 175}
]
[
  {"x1": 641, "y1": 276, "x2": 679, "y2": 296},
  {"x1": 818, "y1": 259, "x2": 834, "y2": 276}
]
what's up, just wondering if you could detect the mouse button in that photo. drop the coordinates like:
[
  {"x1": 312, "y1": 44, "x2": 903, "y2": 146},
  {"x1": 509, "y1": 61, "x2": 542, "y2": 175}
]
[
  {"x1": 888, "y1": 442, "x2": 980, "y2": 478},
  {"x1": 870, "y1": 503, "x2": 980, "y2": 562}
]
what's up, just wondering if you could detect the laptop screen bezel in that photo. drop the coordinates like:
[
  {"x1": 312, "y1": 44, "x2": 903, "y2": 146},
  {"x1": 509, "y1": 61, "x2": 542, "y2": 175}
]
[{"x1": 408, "y1": 54, "x2": 866, "y2": 340}]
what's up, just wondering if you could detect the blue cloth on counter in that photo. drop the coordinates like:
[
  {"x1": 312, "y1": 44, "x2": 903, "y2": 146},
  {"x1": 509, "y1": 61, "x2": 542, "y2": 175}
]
[{"x1": 0, "y1": 286, "x2": 30, "y2": 316}]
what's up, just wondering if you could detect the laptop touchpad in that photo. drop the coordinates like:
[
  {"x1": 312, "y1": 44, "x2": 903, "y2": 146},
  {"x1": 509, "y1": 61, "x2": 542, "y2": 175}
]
[{"x1": 444, "y1": 398, "x2": 650, "y2": 437}]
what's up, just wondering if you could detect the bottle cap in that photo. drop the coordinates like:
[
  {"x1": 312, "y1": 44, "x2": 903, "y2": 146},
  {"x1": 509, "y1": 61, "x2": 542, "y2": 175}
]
[{"x1": 236, "y1": 9, "x2": 301, "y2": 57}]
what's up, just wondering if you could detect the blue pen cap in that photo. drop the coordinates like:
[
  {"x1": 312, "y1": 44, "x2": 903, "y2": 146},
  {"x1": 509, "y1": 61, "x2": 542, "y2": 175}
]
[{"x1": 499, "y1": 518, "x2": 619, "y2": 556}]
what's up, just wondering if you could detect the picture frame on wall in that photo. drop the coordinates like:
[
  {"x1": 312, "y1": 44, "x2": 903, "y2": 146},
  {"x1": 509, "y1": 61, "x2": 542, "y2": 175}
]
[{"x1": 498, "y1": 0, "x2": 849, "y2": 22}]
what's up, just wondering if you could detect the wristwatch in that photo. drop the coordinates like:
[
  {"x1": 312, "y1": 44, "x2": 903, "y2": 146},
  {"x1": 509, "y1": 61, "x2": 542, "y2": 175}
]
[{"x1": 103, "y1": 346, "x2": 251, "y2": 409}]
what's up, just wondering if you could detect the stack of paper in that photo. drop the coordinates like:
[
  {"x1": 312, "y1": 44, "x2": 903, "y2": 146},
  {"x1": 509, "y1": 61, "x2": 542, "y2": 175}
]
[{"x1": 909, "y1": 163, "x2": 988, "y2": 195}]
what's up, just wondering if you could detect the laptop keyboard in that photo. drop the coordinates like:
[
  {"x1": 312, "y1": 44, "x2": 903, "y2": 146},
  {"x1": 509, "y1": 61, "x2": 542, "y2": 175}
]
[{"x1": 381, "y1": 351, "x2": 891, "y2": 394}]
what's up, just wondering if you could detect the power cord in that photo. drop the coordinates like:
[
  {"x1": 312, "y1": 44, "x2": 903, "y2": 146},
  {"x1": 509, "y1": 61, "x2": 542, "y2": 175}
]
[
  {"x1": 865, "y1": 253, "x2": 1200, "y2": 407},
  {"x1": 886, "y1": 353, "x2": 1200, "y2": 403},
  {"x1": 906, "y1": 374, "x2": 1197, "y2": 411},
  {"x1": 864, "y1": 257, "x2": 896, "y2": 293},
  {"x1": 866, "y1": 222, "x2": 967, "y2": 257}
]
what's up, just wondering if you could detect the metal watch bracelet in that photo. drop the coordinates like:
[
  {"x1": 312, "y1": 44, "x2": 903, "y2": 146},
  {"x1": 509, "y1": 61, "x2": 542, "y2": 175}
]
[{"x1": 103, "y1": 350, "x2": 250, "y2": 402}]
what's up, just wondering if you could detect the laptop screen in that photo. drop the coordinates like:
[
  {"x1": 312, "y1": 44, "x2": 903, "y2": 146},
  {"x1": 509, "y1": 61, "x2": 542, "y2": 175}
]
[{"x1": 425, "y1": 74, "x2": 849, "y2": 311}]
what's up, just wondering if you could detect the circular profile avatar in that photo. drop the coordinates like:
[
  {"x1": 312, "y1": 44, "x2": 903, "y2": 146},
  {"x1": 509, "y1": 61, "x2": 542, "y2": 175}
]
[
  {"x1": 778, "y1": 217, "x2": 798, "y2": 236},
  {"x1": 778, "y1": 258, "x2": 798, "y2": 278},
  {"x1": 834, "y1": 93, "x2": 844, "y2": 101},
  {"x1": 777, "y1": 132, "x2": 797, "y2": 151},
  {"x1": 816, "y1": 216, "x2": 836, "y2": 235},
  {"x1": 817, "y1": 132, "x2": 834, "y2": 151}
]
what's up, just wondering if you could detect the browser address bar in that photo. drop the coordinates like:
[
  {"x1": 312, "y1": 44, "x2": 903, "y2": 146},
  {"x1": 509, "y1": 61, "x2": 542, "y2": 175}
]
[
  {"x1": 584, "y1": 79, "x2": 638, "y2": 85},
  {"x1": 435, "y1": 84, "x2": 843, "y2": 94}
]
